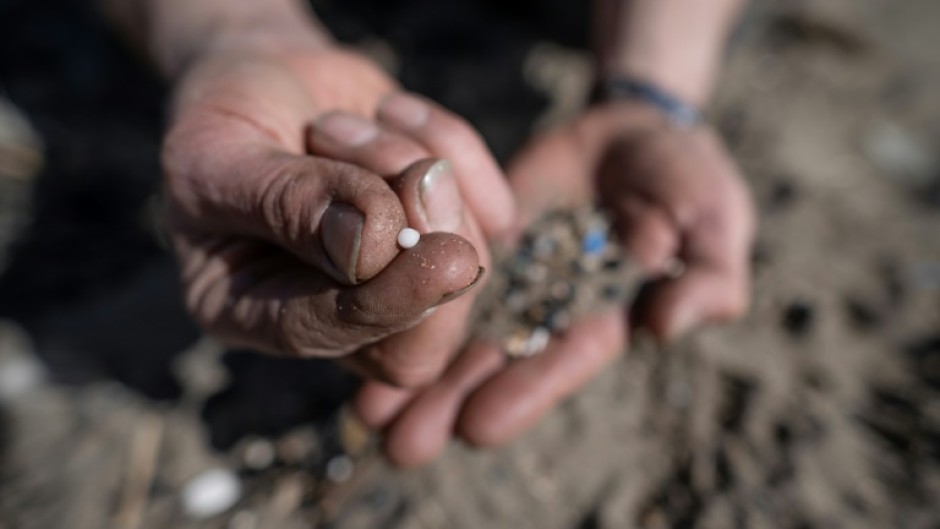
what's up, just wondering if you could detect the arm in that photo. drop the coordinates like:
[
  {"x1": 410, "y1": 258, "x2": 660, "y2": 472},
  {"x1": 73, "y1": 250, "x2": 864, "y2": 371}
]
[
  {"x1": 593, "y1": 0, "x2": 747, "y2": 106},
  {"x1": 97, "y1": 0, "x2": 529, "y2": 470},
  {"x1": 93, "y1": 0, "x2": 520, "y2": 430},
  {"x1": 98, "y1": 0, "x2": 331, "y2": 78}
]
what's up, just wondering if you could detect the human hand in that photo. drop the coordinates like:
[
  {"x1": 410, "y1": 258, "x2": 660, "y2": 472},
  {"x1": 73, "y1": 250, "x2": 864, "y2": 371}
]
[
  {"x1": 353, "y1": 101, "x2": 755, "y2": 466},
  {"x1": 163, "y1": 40, "x2": 514, "y2": 386},
  {"x1": 508, "y1": 102, "x2": 756, "y2": 339}
]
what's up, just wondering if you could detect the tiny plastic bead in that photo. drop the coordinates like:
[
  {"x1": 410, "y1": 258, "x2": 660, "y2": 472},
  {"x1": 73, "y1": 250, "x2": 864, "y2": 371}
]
[
  {"x1": 397, "y1": 228, "x2": 420, "y2": 249},
  {"x1": 581, "y1": 229, "x2": 607, "y2": 255}
]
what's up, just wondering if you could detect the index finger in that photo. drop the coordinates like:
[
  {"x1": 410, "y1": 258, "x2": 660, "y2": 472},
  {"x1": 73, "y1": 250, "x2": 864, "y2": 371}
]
[{"x1": 377, "y1": 92, "x2": 517, "y2": 238}]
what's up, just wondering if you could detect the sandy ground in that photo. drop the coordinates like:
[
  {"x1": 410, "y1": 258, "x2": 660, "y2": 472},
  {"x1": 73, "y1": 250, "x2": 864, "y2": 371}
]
[{"x1": 1, "y1": 0, "x2": 939, "y2": 528}]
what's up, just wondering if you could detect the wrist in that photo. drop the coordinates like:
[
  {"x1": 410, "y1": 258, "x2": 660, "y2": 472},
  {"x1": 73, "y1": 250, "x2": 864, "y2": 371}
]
[
  {"x1": 602, "y1": 31, "x2": 725, "y2": 107},
  {"x1": 145, "y1": 0, "x2": 333, "y2": 78},
  {"x1": 594, "y1": 0, "x2": 745, "y2": 107},
  {"x1": 603, "y1": 56, "x2": 715, "y2": 109},
  {"x1": 592, "y1": 77, "x2": 702, "y2": 128}
]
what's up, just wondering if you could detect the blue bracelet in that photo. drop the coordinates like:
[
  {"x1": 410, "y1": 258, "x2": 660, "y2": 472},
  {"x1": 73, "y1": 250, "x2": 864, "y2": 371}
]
[{"x1": 596, "y1": 77, "x2": 702, "y2": 128}]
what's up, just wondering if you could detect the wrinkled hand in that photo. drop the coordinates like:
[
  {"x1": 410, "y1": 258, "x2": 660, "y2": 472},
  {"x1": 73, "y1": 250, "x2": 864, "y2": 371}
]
[
  {"x1": 162, "y1": 44, "x2": 514, "y2": 386},
  {"x1": 354, "y1": 101, "x2": 755, "y2": 466}
]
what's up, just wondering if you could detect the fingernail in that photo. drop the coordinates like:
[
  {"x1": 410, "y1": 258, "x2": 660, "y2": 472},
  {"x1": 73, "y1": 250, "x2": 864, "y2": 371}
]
[
  {"x1": 378, "y1": 93, "x2": 430, "y2": 128},
  {"x1": 315, "y1": 113, "x2": 379, "y2": 146},
  {"x1": 321, "y1": 203, "x2": 364, "y2": 283},
  {"x1": 419, "y1": 160, "x2": 464, "y2": 232},
  {"x1": 435, "y1": 267, "x2": 485, "y2": 307}
]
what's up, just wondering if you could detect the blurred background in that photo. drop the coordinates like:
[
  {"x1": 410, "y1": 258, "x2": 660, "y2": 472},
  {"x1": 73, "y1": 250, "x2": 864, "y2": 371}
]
[{"x1": 0, "y1": 0, "x2": 938, "y2": 527}]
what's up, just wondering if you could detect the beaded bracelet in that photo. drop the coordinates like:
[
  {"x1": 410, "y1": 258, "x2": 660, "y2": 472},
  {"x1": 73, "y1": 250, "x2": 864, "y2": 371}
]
[{"x1": 593, "y1": 77, "x2": 703, "y2": 129}]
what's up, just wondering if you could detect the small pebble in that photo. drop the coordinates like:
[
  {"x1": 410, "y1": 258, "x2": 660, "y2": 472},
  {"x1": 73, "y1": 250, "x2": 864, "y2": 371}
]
[
  {"x1": 545, "y1": 310, "x2": 571, "y2": 332},
  {"x1": 524, "y1": 327, "x2": 551, "y2": 357},
  {"x1": 506, "y1": 290, "x2": 528, "y2": 312},
  {"x1": 601, "y1": 283, "x2": 624, "y2": 301},
  {"x1": 577, "y1": 253, "x2": 604, "y2": 273},
  {"x1": 549, "y1": 281, "x2": 574, "y2": 301},
  {"x1": 325, "y1": 455, "x2": 355, "y2": 483},
  {"x1": 241, "y1": 438, "x2": 275, "y2": 470},
  {"x1": 365, "y1": 485, "x2": 393, "y2": 510},
  {"x1": 602, "y1": 256, "x2": 623, "y2": 271},
  {"x1": 532, "y1": 234, "x2": 557, "y2": 258},
  {"x1": 504, "y1": 328, "x2": 532, "y2": 358},
  {"x1": 0, "y1": 321, "x2": 44, "y2": 402},
  {"x1": 863, "y1": 122, "x2": 935, "y2": 184},
  {"x1": 182, "y1": 468, "x2": 242, "y2": 519},
  {"x1": 397, "y1": 228, "x2": 420, "y2": 249},
  {"x1": 524, "y1": 262, "x2": 549, "y2": 284},
  {"x1": 276, "y1": 429, "x2": 318, "y2": 464},
  {"x1": 0, "y1": 355, "x2": 44, "y2": 401},
  {"x1": 524, "y1": 304, "x2": 548, "y2": 326},
  {"x1": 270, "y1": 475, "x2": 306, "y2": 514},
  {"x1": 339, "y1": 411, "x2": 371, "y2": 456}
]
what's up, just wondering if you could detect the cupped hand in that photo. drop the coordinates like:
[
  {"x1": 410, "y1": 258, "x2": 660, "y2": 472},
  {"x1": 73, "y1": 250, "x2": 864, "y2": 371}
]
[
  {"x1": 509, "y1": 102, "x2": 756, "y2": 339},
  {"x1": 162, "y1": 43, "x2": 514, "y2": 386},
  {"x1": 353, "y1": 101, "x2": 755, "y2": 466}
]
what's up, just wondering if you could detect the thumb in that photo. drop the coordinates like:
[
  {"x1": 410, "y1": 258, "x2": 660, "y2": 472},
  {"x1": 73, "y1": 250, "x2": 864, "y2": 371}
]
[{"x1": 163, "y1": 111, "x2": 407, "y2": 284}]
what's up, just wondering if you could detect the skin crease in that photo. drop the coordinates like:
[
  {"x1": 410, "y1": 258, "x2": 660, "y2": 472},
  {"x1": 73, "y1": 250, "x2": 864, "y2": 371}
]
[{"x1": 102, "y1": 0, "x2": 753, "y2": 468}]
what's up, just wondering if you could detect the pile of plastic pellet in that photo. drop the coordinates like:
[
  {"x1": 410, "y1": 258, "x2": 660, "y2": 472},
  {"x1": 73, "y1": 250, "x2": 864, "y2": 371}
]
[{"x1": 471, "y1": 207, "x2": 644, "y2": 359}]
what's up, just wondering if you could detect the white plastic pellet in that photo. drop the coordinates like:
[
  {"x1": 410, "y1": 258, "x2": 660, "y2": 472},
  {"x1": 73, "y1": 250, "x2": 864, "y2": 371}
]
[
  {"x1": 325, "y1": 455, "x2": 355, "y2": 483},
  {"x1": 397, "y1": 227, "x2": 420, "y2": 249},
  {"x1": 182, "y1": 468, "x2": 242, "y2": 519},
  {"x1": 241, "y1": 438, "x2": 275, "y2": 470}
]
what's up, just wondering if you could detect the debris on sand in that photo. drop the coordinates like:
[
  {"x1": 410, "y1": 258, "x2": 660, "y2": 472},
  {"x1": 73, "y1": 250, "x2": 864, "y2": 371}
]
[{"x1": 472, "y1": 207, "x2": 645, "y2": 359}]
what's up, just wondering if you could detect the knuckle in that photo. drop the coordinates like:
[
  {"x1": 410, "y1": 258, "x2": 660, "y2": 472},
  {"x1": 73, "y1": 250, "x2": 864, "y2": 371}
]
[
  {"x1": 256, "y1": 163, "x2": 302, "y2": 239},
  {"x1": 459, "y1": 418, "x2": 510, "y2": 448},
  {"x1": 435, "y1": 112, "x2": 482, "y2": 145},
  {"x1": 255, "y1": 159, "x2": 344, "y2": 247},
  {"x1": 363, "y1": 345, "x2": 444, "y2": 388},
  {"x1": 381, "y1": 364, "x2": 440, "y2": 389}
]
